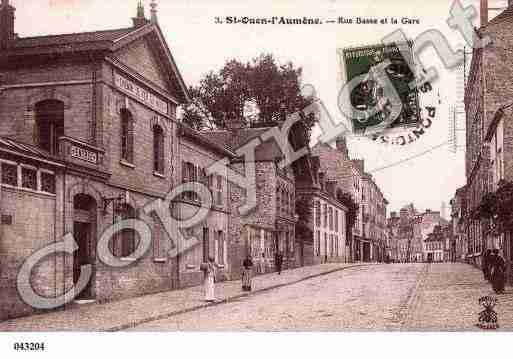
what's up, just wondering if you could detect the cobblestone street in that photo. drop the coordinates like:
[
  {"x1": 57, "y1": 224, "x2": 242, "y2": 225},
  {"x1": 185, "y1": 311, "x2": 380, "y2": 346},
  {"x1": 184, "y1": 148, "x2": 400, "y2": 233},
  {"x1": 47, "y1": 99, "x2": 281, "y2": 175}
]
[{"x1": 130, "y1": 263, "x2": 513, "y2": 331}]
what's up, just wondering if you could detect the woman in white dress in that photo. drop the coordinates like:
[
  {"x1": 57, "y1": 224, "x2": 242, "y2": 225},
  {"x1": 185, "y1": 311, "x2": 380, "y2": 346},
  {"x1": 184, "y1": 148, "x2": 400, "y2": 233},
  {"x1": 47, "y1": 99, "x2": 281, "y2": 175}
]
[{"x1": 201, "y1": 257, "x2": 218, "y2": 302}]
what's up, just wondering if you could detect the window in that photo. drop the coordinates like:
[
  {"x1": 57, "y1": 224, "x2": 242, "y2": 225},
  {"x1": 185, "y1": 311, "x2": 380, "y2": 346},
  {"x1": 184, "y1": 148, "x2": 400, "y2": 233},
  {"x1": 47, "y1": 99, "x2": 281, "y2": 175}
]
[
  {"x1": 282, "y1": 189, "x2": 286, "y2": 216},
  {"x1": 216, "y1": 175, "x2": 223, "y2": 206},
  {"x1": 120, "y1": 109, "x2": 134, "y2": 163},
  {"x1": 276, "y1": 188, "x2": 281, "y2": 214},
  {"x1": 153, "y1": 125, "x2": 164, "y2": 174},
  {"x1": 203, "y1": 227, "x2": 209, "y2": 262},
  {"x1": 315, "y1": 201, "x2": 321, "y2": 226},
  {"x1": 329, "y1": 207, "x2": 333, "y2": 231},
  {"x1": 335, "y1": 210, "x2": 339, "y2": 232},
  {"x1": 36, "y1": 100, "x2": 64, "y2": 155},
  {"x1": 217, "y1": 231, "x2": 225, "y2": 264},
  {"x1": 323, "y1": 203, "x2": 328, "y2": 228},
  {"x1": 1, "y1": 162, "x2": 17, "y2": 186},
  {"x1": 316, "y1": 230, "x2": 321, "y2": 256},
  {"x1": 116, "y1": 204, "x2": 137, "y2": 258},
  {"x1": 40, "y1": 171, "x2": 56, "y2": 194},
  {"x1": 21, "y1": 166, "x2": 37, "y2": 190}
]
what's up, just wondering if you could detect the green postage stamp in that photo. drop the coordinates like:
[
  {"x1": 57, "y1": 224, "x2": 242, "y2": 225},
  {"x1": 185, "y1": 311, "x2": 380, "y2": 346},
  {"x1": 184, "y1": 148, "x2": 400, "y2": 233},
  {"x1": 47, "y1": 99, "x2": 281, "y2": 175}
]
[{"x1": 339, "y1": 42, "x2": 421, "y2": 136}]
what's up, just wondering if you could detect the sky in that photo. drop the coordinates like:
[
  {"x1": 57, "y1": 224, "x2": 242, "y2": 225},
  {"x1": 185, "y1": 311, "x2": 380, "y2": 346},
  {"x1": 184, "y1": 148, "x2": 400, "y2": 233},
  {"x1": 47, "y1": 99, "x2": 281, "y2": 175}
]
[{"x1": 9, "y1": 0, "x2": 510, "y2": 216}]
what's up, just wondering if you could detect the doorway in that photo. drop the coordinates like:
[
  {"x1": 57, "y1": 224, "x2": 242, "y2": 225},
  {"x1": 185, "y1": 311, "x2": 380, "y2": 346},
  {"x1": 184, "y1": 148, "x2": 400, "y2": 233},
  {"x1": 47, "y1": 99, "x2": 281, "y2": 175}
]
[{"x1": 73, "y1": 194, "x2": 97, "y2": 300}]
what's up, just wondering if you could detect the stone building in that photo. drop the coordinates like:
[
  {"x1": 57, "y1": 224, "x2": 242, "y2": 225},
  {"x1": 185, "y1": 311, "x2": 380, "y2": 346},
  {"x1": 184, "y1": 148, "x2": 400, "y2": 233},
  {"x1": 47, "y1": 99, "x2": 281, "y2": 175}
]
[
  {"x1": 465, "y1": 2, "x2": 513, "y2": 272},
  {"x1": 0, "y1": 2, "x2": 195, "y2": 320},
  {"x1": 424, "y1": 225, "x2": 446, "y2": 263},
  {"x1": 209, "y1": 127, "x2": 298, "y2": 277}
]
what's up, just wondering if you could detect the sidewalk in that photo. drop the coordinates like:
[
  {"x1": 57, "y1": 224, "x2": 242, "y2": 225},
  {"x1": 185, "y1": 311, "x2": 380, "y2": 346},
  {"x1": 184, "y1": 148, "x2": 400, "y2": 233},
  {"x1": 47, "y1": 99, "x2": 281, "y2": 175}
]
[
  {"x1": 405, "y1": 262, "x2": 513, "y2": 330},
  {"x1": 0, "y1": 262, "x2": 368, "y2": 332}
]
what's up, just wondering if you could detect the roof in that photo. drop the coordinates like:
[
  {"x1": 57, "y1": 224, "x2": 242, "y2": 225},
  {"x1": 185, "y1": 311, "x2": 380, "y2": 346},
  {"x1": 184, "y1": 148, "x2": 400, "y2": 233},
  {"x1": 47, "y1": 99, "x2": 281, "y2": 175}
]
[
  {"x1": 12, "y1": 27, "x2": 134, "y2": 49},
  {"x1": 179, "y1": 126, "x2": 236, "y2": 158},
  {"x1": 2, "y1": 22, "x2": 190, "y2": 103},
  {"x1": 204, "y1": 127, "x2": 285, "y2": 161},
  {"x1": 0, "y1": 136, "x2": 63, "y2": 166},
  {"x1": 486, "y1": 6, "x2": 513, "y2": 27}
]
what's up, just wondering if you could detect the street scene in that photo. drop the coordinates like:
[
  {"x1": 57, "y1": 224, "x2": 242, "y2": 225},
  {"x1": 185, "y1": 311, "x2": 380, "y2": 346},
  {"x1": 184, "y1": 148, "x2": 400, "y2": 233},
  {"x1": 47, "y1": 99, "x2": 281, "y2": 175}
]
[
  {"x1": 1, "y1": 0, "x2": 513, "y2": 345},
  {"x1": 0, "y1": 262, "x2": 511, "y2": 331}
]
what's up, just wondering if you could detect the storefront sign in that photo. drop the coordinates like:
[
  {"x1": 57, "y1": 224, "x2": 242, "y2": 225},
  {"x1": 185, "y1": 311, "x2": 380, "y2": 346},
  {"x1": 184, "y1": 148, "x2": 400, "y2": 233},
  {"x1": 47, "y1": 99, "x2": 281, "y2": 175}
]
[{"x1": 114, "y1": 72, "x2": 169, "y2": 115}]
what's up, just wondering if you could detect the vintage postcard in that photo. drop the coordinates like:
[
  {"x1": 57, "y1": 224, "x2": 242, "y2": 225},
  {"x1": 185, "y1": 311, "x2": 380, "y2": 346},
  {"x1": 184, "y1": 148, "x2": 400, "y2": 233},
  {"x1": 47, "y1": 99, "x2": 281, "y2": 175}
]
[{"x1": 0, "y1": 0, "x2": 511, "y2": 357}]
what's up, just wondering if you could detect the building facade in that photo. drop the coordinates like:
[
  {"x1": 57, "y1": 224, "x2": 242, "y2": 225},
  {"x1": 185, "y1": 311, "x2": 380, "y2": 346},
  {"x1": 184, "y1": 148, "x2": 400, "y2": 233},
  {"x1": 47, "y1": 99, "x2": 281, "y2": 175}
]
[
  {"x1": 312, "y1": 137, "x2": 368, "y2": 262},
  {"x1": 295, "y1": 154, "x2": 348, "y2": 266},
  {"x1": 362, "y1": 172, "x2": 388, "y2": 262},
  {"x1": 0, "y1": 2, "x2": 201, "y2": 320}
]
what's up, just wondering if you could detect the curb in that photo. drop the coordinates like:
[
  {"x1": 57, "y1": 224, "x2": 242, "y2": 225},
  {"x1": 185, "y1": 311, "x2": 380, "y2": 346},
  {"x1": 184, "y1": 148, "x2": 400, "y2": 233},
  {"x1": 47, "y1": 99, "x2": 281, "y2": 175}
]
[{"x1": 106, "y1": 263, "x2": 371, "y2": 331}]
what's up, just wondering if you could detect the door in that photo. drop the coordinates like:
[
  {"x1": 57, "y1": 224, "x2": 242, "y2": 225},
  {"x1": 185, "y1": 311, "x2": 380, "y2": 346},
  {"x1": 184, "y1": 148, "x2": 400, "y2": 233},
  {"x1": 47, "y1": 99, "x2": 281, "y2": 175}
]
[{"x1": 73, "y1": 222, "x2": 94, "y2": 300}]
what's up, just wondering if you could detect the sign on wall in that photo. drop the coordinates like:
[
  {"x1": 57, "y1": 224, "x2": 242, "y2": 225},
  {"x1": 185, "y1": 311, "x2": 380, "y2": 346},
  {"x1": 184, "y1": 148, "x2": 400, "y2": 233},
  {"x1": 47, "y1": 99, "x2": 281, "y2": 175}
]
[
  {"x1": 114, "y1": 72, "x2": 169, "y2": 115},
  {"x1": 70, "y1": 145, "x2": 98, "y2": 164}
]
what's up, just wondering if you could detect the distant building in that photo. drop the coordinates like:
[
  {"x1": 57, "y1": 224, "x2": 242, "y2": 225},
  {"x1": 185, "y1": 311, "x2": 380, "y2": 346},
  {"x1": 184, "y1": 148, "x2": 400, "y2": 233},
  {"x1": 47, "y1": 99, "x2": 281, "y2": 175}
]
[
  {"x1": 312, "y1": 137, "x2": 389, "y2": 262},
  {"x1": 450, "y1": 186, "x2": 467, "y2": 262}
]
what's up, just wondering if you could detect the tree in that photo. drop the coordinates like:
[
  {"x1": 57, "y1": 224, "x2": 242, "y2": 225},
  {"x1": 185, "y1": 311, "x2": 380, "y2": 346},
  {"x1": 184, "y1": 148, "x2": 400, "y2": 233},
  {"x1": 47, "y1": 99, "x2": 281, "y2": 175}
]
[
  {"x1": 474, "y1": 180, "x2": 513, "y2": 236},
  {"x1": 181, "y1": 54, "x2": 315, "y2": 138}
]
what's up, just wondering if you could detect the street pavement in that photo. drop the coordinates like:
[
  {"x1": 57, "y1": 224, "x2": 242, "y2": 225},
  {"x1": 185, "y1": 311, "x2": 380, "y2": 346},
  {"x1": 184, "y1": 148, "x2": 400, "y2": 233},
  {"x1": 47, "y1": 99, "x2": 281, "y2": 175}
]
[
  {"x1": 1, "y1": 262, "x2": 512, "y2": 331},
  {"x1": 0, "y1": 262, "x2": 365, "y2": 331},
  {"x1": 130, "y1": 262, "x2": 513, "y2": 331}
]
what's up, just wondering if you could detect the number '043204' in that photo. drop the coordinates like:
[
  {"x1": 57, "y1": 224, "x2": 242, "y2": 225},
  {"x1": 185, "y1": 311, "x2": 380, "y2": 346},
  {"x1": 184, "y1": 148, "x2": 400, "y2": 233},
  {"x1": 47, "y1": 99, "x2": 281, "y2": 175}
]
[{"x1": 13, "y1": 342, "x2": 46, "y2": 351}]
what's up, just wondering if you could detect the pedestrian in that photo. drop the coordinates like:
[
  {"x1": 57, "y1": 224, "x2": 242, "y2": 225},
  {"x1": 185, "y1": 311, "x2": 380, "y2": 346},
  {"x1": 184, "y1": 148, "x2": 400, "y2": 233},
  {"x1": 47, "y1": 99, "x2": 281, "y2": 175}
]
[
  {"x1": 242, "y1": 255, "x2": 254, "y2": 291},
  {"x1": 200, "y1": 257, "x2": 219, "y2": 302},
  {"x1": 490, "y1": 249, "x2": 506, "y2": 294},
  {"x1": 275, "y1": 251, "x2": 283, "y2": 275},
  {"x1": 482, "y1": 249, "x2": 492, "y2": 281},
  {"x1": 259, "y1": 252, "x2": 266, "y2": 274}
]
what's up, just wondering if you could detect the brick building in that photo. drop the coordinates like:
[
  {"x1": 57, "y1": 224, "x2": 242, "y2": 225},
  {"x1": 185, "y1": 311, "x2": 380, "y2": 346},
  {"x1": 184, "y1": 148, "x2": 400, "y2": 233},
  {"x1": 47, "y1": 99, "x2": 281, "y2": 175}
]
[
  {"x1": 0, "y1": 2, "x2": 196, "y2": 320},
  {"x1": 175, "y1": 125, "x2": 234, "y2": 286},
  {"x1": 464, "y1": 2, "x2": 513, "y2": 272}
]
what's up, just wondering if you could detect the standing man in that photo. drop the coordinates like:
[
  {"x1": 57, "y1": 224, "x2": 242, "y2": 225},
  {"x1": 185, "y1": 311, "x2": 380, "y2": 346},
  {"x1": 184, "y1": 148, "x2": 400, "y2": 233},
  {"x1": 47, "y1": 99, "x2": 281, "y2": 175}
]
[{"x1": 275, "y1": 251, "x2": 283, "y2": 275}]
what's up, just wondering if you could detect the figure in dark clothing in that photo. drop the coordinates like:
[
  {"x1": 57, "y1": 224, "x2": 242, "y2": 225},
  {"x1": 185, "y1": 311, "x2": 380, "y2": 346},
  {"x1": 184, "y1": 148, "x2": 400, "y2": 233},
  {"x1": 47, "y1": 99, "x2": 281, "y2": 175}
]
[
  {"x1": 242, "y1": 255, "x2": 253, "y2": 291},
  {"x1": 482, "y1": 249, "x2": 492, "y2": 281},
  {"x1": 490, "y1": 249, "x2": 506, "y2": 294},
  {"x1": 275, "y1": 252, "x2": 283, "y2": 275}
]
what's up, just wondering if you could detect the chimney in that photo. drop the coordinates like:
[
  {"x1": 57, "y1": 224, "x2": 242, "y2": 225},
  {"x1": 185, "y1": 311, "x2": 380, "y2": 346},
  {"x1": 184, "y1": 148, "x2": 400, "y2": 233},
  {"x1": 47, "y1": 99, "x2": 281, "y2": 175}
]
[
  {"x1": 132, "y1": 1, "x2": 149, "y2": 28},
  {"x1": 480, "y1": 0, "x2": 488, "y2": 27},
  {"x1": 150, "y1": 0, "x2": 158, "y2": 24},
  {"x1": 0, "y1": 0, "x2": 15, "y2": 49},
  {"x1": 335, "y1": 136, "x2": 349, "y2": 159}
]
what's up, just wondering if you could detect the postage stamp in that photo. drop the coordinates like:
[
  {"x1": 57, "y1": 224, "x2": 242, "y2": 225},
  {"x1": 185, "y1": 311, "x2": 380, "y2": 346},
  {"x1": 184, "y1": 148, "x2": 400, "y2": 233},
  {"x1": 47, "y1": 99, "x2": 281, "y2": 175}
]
[{"x1": 339, "y1": 41, "x2": 421, "y2": 136}]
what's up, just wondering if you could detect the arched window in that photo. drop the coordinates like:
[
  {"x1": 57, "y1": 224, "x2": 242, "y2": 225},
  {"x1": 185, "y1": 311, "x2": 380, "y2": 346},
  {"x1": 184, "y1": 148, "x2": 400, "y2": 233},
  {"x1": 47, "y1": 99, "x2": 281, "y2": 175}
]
[
  {"x1": 35, "y1": 100, "x2": 64, "y2": 155},
  {"x1": 153, "y1": 125, "x2": 164, "y2": 174},
  {"x1": 120, "y1": 109, "x2": 134, "y2": 164},
  {"x1": 115, "y1": 203, "x2": 137, "y2": 258}
]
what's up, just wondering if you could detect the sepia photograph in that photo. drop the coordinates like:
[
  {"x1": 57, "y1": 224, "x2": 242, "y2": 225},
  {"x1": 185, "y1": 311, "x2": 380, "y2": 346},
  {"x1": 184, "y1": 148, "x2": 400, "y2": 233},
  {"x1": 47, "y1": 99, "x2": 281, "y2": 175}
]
[{"x1": 0, "y1": 0, "x2": 512, "y2": 357}]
